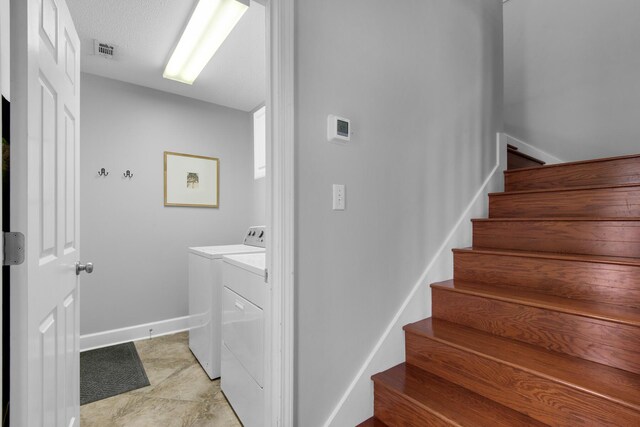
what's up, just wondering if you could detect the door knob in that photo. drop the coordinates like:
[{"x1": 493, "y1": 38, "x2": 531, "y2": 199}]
[{"x1": 76, "y1": 262, "x2": 94, "y2": 275}]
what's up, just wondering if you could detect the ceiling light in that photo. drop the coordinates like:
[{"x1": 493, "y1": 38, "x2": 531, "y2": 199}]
[{"x1": 163, "y1": 0, "x2": 250, "y2": 85}]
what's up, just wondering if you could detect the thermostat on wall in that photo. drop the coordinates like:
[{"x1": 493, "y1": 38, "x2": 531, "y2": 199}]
[{"x1": 327, "y1": 115, "x2": 351, "y2": 142}]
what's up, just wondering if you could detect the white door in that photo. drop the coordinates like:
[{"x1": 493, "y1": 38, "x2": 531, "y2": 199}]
[{"x1": 10, "y1": 0, "x2": 82, "y2": 425}]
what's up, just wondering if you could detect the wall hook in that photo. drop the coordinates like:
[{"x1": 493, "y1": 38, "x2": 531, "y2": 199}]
[
  {"x1": 98, "y1": 168, "x2": 109, "y2": 176},
  {"x1": 123, "y1": 170, "x2": 134, "y2": 179}
]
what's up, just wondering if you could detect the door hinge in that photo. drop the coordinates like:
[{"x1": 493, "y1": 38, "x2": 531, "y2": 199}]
[
  {"x1": 265, "y1": 268, "x2": 269, "y2": 283},
  {"x1": 3, "y1": 232, "x2": 25, "y2": 266}
]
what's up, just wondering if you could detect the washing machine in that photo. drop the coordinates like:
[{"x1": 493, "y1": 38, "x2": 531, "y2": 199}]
[
  {"x1": 188, "y1": 226, "x2": 265, "y2": 379},
  {"x1": 221, "y1": 252, "x2": 267, "y2": 427}
]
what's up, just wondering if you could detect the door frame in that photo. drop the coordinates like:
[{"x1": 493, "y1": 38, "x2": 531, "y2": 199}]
[
  {"x1": 0, "y1": 0, "x2": 6, "y2": 417},
  {"x1": 265, "y1": 0, "x2": 294, "y2": 425},
  {"x1": 5, "y1": 0, "x2": 296, "y2": 424}
]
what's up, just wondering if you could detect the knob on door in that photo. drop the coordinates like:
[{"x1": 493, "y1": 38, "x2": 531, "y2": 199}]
[{"x1": 76, "y1": 262, "x2": 94, "y2": 276}]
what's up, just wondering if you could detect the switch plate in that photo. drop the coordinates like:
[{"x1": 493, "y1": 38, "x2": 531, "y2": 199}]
[{"x1": 333, "y1": 184, "x2": 345, "y2": 210}]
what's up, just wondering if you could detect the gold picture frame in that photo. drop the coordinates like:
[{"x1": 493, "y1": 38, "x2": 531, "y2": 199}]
[{"x1": 164, "y1": 151, "x2": 220, "y2": 208}]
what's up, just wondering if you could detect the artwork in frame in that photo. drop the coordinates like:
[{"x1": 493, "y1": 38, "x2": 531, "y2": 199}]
[{"x1": 164, "y1": 151, "x2": 219, "y2": 208}]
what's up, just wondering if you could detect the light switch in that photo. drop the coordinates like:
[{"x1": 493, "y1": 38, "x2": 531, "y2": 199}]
[{"x1": 333, "y1": 184, "x2": 345, "y2": 210}]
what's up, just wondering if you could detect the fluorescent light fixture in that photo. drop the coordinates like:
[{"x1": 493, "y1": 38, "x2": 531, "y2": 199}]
[{"x1": 163, "y1": 0, "x2": 250, "y2": 85}]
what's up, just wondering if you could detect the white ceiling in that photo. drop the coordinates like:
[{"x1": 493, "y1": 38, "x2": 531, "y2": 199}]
[{"x1": 66, "y1": 0, "x2": 266, "y2": 112}]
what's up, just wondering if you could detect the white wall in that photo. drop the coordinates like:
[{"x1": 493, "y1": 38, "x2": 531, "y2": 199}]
[
  {"x1": 504, "y1": 0, "x2": 640, "y2": 161},
  {"x1": 294, "y1": 1, "x2": 503, "y2": 425},
  {"x1": 80, "y1": 73, "x2": 254, "y2": 336},
  {"x1": 252, "y1": 177, "x2": 266, "y2": 225},
  {"x1": 251, "y1": 105, "x2": 267, "y2": 226}
]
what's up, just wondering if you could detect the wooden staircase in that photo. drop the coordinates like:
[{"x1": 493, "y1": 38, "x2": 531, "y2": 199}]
[{"x1": 359, "y1": 154, "x2": 640, "y2": 426}]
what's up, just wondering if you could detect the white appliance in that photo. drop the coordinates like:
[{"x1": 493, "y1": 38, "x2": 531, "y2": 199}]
[
  {"x1": 188, "y1": 226, "x2": 265, "y2": 379},
  {"x1": 222, "y1": 253, "x2": 267, "y2": 427}
]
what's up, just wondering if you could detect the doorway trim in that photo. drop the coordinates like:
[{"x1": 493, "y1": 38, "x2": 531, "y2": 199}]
[
  {"x1": 0, "y1": 0, "x2": 5, "y2": 416},
  {"x1": 5, "y1": 0, "x2": 296, "y2": 423},
  {"x1": 266, "y1": 0, "x2": 294, "y2": 425}
]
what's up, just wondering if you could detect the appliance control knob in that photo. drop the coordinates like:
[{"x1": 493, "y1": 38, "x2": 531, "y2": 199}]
[{"x1": 259, "y1": 231, "x2": 264, "y2": 238}]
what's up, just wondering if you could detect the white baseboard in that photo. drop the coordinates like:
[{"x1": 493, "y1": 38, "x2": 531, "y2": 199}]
[
  {"x1": 80, "y1": 315, "x2": 191, "y2": 352},
  {"x1": 324, "y1": 134, "x2": 507, "y2": 426},
  {"x1": 503, "y1": 133, "x2": 565, "y2": 165}
]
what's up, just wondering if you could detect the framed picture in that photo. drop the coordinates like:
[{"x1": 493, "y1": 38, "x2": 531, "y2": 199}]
[{"x1": 164, "y1": 151, "x2": 219, "y2": 208}]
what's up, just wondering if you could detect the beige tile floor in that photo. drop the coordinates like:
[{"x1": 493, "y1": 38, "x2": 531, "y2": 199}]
[{"x1": 80, "y1": 332, "x2": 242, "y2": 427}]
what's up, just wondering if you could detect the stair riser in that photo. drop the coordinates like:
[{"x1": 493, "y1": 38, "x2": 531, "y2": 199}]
[
  {"x1": 508, "y1": 149, "x2": 544, "y2": 170},
  {"x1": 473, "y1": 220, "x2": 640, "y2": 258},
  {"x1": 505, "y1": 156, "x2": 640, "y2": 191},
  {"x1": 405, "y1": 331, "x2": 640, "y2": 426},
  {"x1": 453, "y1": 251, "x2": 640, "y2": 307},
  {"x1": 489, "y1": 187, "x2": 640, "y2": 218},
  {"x1": 432, "y1": 288, "x2": 640, "y2": 375},
  {"x1": 373, "y1": 382, "x2": 451, "y2": 427}
]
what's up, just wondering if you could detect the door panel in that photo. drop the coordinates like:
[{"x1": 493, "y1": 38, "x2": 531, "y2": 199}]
[
  {"x1": 63, "y1": 291, "x2": 77, "y2": 425},
  {"x1": 40, "y1": 76, "x2": 57, "y2": 261},
  {"x1": 63, "y1": 107, "x2": 74, "y2": 252},
  {"x1": 39, "y1": 311, "x2": 57, "y2": 427},
  {"x1": 41, "y1": 0, "x2": 58, "y2": 53},
  {"x1": 11, "y1": 0, "x2": 81, "y2": 425},
  {"x1": 64, "y1": 32, "x2": 75, "y2": 86}
]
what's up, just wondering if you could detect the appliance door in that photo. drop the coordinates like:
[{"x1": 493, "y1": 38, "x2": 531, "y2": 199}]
[{"x1": 222, "y1": 286, "x2": 264, "y2": 386}]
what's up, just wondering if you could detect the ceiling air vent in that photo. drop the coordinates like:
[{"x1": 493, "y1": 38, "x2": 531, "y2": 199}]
[{"x1": 94, "y1": 40, "x2": 115, "y2": 59}]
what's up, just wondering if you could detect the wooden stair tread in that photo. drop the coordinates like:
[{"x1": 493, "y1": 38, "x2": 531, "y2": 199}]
[
  {"x1": 453, "y1": 247, "x2": 640, "y2": 267},
  {"x1": 403, "y1": 318, "x2": 640, "y2": 412},
  {"x1": 356, "y1": 417, "x2": 388, "y2": 427},
  {"x1": 504, "y1": 153, "x2": 640, "y2": 191},
  {"x1": 490, "y1": 182, "x2": 640, "y2": 197},
  {"x1": 431, "y1": 279, "x2": 640, "y2": 327},
  {"x1": 373, "y1": 363, "x2": 547, "y2": 426},
  {"x1": 472, "y1": 216, "x2": 640, "y2": 222},
  {"x1": 503, "y1": 152, "x2": 640, "y2": 175}
]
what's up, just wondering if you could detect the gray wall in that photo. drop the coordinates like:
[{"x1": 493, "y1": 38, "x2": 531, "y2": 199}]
[
  {"x1": 252, "y1": 177, "x2": 266, "y2": 225},
  {"x1": 294, "y1": 0, "x2": 503, "y2": 425},
  {"x1": 504, "y1": 0, "x2": 640, "y2": 161},
  {"x1": 251, "y1": 105, "x2": 267, "y2": 226},
  {"x1": 80, "y1": 73, "x2": 254, "y2": 335}
]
